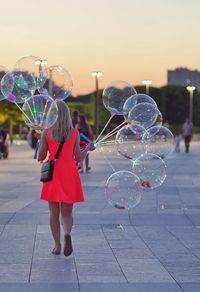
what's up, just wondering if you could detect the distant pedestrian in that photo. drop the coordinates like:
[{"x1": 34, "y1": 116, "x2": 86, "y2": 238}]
[
  {"x1": 182, "y1": 118, "x2": 193, "y2": 153},
  {"x1": 0, "y1": 125, "x2": 7, "y2": 159},
  {"x1": 38, "y1": 100, "x2": 95, "y2": 256},
  {"x1": 76, "y1": 115, "x2": 94, "y2": 172},
  {"x1": 72, "y1": 110, "x2": 79, "y2": 128},
  {"x1": 174, "y1": 132, "x2": 181, "y2": 152}
]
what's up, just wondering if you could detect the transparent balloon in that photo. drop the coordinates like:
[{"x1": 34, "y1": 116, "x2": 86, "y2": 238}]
[
  {"x1": 0, "y1": 65, "x2": 8, "y2": 101},
  {"x1": 123, "y1": 94, "x2": 138, "y2": 121},
  {"x1": 14, "y1": 55, "x2": 48, "y2": 89},
  {"x1": 1, "y1": 70, "x2": 36, "y2": 103},
  {"x1": 132, "y1": 93, "x2": 157, "y2": 108},
  {"x1": 105, "y1": 170, "x2": 142, "y2": 210},
  {"x1": 143, "y1": 126, "x2": 174, "y2": 159},
  {"x1": 102, "y1": 80, "x2": 137, "y2": 115},
  {"x1": 128, "y1": 102, "x2": 159, "y2": 129},
  {"x1": 151, "y1": 108, "x2": 163, "y2": 128},
  {"x1": 132, "y1": 153, "x2": 167, "y2": 189},
  {"x1": 116, "y1": 124, "x2": 147, "y2": 161},
  {"x1": 38, "y1": 65, "x2": 73, "y2": 100},
  {"x1": 22, "y1": 94, "x2": 58, "y2": 130},
  {"x1": 96, "y1": 140, "x2": 132, "y2": 172}
]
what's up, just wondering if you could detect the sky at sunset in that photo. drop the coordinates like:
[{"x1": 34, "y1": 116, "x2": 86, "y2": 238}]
[{"x1": 0, "y1": 0, "x2": 200, "y2": 95}]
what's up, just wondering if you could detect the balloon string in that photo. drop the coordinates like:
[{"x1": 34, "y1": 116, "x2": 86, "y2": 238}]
[
  {"x1": 14, "y1": 102, "x2": 32, "y2": 124},
  {"x1": 96, "y1": 128, "x2": 120, "y2": 144},
  {"x1": 97, "y1": 120, "x2": 127, "y2": 144},
  {"x1": 95, "y1": 115, "x2": 113, "y2": 143},
  {"x1": 26, "y1": 101, "x2": 36, "y2": 122}
]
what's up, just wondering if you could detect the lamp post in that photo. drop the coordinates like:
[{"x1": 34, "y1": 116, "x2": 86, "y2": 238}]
[
  {"x1": 186, "y1": 86, "x2": 196, "y2": 122},
  {"x1": 142, "y1": 80, "x2": 152, "y2": 95},
  {"x1": 92, "y1": 71, "x2": 103, "y2": 137}
]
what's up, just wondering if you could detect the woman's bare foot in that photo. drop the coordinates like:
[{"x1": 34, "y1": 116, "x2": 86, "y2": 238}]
[{"x1": 51, "y1": 245, "x2": 61, "y2": 255}]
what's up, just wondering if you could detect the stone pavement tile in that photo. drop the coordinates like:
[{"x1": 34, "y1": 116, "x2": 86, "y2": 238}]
[
  {"x1": 74, "y1": 251, "x2": 115, "y2": 263},
  {"x1": 0, "y1": 264, "x2": 30, "y2": 282},
  {"x1": 167, "y1": 226, "x2": 200, "y2": 249},
  {"x1": 0, "y1": 198, "x2": 35, "y2": 213},
  {"x1": 166, "y1": 265, "x2": 200, "y2": 283},
  {"x1": 129, "y1": 214, "x2": 192, "y2": 226},
  {"x1": 115, "y1": 258, "x2": 174, "y2": 283},
  {"x1": 113, "y1": 248, "x2": 155, "y2": 260},
  {"x1": 80, "y1": 283, "x2": 183, "y2": 292},
  {"x1": 108, "y1": 239, "x2": 147, "y2": 249},
  {"x1": 180, "y1": 283, "x2": 200, "y2": 292},
  {"x1": 1, "y1": 224, "x2": 36, "y2": 237},
  {"x1": 0, "y1": 252, "x2": 32, "y2": 264},
  {"x1": 8, "y1": 213, "x2": 49, "y2": 225},
  {"x1": 17, "y1": 200, "x2": 48, "y2": 214},
  {"x1": 190, "y1": 249, "x2": 200, "y2": 260},
  {"x1": 155, "y1": 252, "x2": 197, "y2": 263},
  {"x1": 0, "y1": 225, "x2": 36, "y2": 256},
  {"x1": 76, "y1": 261, "x2": 126, "y2": 282},
  {"x1": 0, "y1": 214, "x2": 15, "y2": 224},
  {"x1": 0, "y1": 283, "x2": 79, "y2": 292},
  {"x1": 30, "y1": 258, "x2": 77, "y2": 283},
  {"x1": 78, "y1": 275, "x2": 126, "y2": 283},
  {"x1": 185, "y1": 214, "x2": 200, "y2": 226},
  {"x1": 74, "y1": 212, "x2": 130, "y2": 225}
]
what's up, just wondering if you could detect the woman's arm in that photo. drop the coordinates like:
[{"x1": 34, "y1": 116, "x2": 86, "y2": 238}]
[
  {"x1": 38, "y1": 131, "x2": 48, "y2": 161},
  {"x1": 74, "y1": 130, "x2": 94, "y2": 162}
]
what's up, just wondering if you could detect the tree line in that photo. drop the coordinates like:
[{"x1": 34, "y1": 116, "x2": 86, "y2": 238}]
[{"x1": 0, "y1": 85, "x2": 200, "y2": 137}]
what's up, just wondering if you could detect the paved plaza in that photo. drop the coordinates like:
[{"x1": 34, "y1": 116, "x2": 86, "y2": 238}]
[{"x1": 0, "y1": 140, "x2": 200, "y2": 291}]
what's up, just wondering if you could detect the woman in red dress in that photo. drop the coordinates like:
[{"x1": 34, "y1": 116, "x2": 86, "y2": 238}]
[{"x1": 38, "y1": 100, "x2": 95, "y2": 256}]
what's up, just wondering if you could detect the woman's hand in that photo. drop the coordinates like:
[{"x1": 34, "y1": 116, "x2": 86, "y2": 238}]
[
  {"x1": 89, "y1": 142, "x2": 96, "y2": 151},
  {"x1": 35, "y1": 130, "x2": 42, "y2": 140}
]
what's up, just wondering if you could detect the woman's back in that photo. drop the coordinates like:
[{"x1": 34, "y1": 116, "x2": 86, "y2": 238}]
[{"x1": 41, "y1": 128, "x2": 84, "y2": 203}]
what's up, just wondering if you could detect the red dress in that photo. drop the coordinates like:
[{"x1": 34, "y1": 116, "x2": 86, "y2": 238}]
[{"x1": 40, "y1": 128, "x2": 84, "y2": 203}]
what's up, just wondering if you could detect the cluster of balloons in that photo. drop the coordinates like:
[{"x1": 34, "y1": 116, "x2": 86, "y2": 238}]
[
  {"x1": 0, "y1": 55, "x2": 73, "y2": 130},
  {"x1": 0, "y1": 57, "x2": 174, "y2": 212},
  {"x1": 95, "y1": 80, "x2": 174, "y2": 211}
]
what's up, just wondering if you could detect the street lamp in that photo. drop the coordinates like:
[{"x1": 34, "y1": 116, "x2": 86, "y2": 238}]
[
  {"x1": 186, "y1": 86, "x2": 196, "y2": 122},
  {"x1": 92, "y1": 71, "x2": 103, "y2": 137},
  {"x1": 142, "y1": 80, "x2": 152, "y2": 95}
]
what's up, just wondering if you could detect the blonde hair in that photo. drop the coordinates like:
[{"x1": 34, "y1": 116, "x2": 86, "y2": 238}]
[{"x1": 50, "y1": 100, "x2": 73, "y2": 142}]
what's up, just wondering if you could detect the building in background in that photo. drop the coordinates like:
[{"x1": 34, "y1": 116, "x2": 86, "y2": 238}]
[{"x1": 167, "y1": 68, "x2": 200, "y2": 90}]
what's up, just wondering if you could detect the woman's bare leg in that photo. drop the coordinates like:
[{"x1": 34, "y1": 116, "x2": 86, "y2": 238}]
[
  {"x1": 61, "y1": 203, "x2": 73, "y2": 235},
  {"x1": 48, "y1": 202, "x2": 61, "y2": 254}
]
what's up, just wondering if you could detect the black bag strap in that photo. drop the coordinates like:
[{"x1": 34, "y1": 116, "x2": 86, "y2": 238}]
[{"x1": 54, "y1": 137, "x2": 65, "y2": 160}]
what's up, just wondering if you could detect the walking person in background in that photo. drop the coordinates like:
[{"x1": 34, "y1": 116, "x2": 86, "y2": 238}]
[
  {"x1": 38, "y1": 100, "x2": 95, "y2": 256},
  {"x1": 174, "y1": 131, "x2": 181, "y2": 152},
  {"x1": 72, "y1": 110, "x2": 79, "y2": 128},
  {"x1": 76, "y1": 114, "x2": 94, "y2": 173},
  {"x1": 0, "y1": 125, "x2": 7, "y2": 159},
  {"x1": 182, "y1": 118, "x2": 193, "y2": 153}
]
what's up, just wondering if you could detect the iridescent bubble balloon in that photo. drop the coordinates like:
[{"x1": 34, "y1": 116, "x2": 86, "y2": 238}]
[
  {"x1": 102, "y1": 80, "x2": 137, "y2": 115},
  {"x1": 105, "y1": 170, "x2": 142, "y2": 210},
  {"x1": 116, "y1": 124, "x2": 147, "y2": 161},
  {"x1": 143, "y1": 126, "x2": 174, "y2": 159},
  {"x1": 133, "y1": 153, "x2": 167, "y2": 189},
  {"x1": 1, "y1": 69, "x2": 36, "y2": 103},
  {"x1": 14, "y1": 56, "x2": 48, "y2": 89},
  {"x1": 132, "y1": 93, "x2": 157, "y2": 108},
  {"x1": 38, "y1": 65, "x2": 73, "y2": 100},
  {"x1": 123, "y1": 94, "x2": 138, "y2": 121},
  {"x1": 96, "y1": 140, "x2": 132, "y2": 172},
  {"x1": 22, "y1": 94, "x2": 58, "y2": 130},
  {"x1": 0, "y1": 65, "x2": 8, "y2": 101},
  {"x1": 151, "y1": 108, "x2": 163, "y2": 128},
  {"x1": 128, "y1": 102, "x2": 159, "y2": 129}
]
